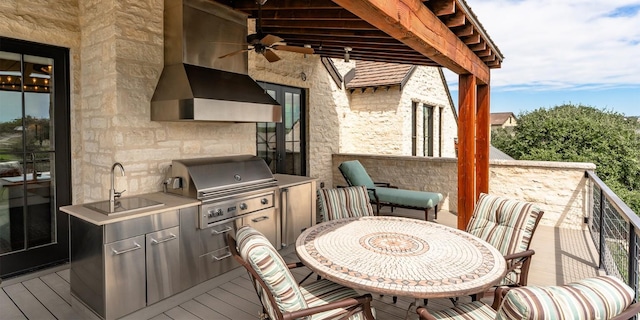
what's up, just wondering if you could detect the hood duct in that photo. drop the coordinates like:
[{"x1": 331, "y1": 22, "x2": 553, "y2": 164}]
[{"x1": 151, "y1": 0, "x2": 281, "y2": 122}]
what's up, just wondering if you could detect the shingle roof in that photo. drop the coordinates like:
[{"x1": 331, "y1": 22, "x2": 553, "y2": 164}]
[
  {"x1": 490, "y1": 145, "x2": 514, "y2": 160},
  {"x1": 490, "y1": 112, "x2": 516, "y2": 126},
  {"x1": 346, "y1": 61, "x2": 414, "y2": 89}
]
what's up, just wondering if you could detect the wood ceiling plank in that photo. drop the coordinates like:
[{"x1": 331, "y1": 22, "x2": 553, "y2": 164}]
[
  {"x1": 261, "y1": 19, "x2": 377, "y2": 30},
  {"x1": 258, "y1": 9, "x2": 360, "y2": 20},
  {"x1": 332, "y1": 0, "x2": 490, "y2": 83}
]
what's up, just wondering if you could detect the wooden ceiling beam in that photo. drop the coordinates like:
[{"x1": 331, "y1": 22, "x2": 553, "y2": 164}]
[
  {"x1": 216, "y1": 0, "x2": 343, "y2": 11},
  {"x1": 452, "y1": 24, "x2": 474, "y2": 37},
  {"x1": 255, "y1": 9, "x2": 360, "y2": 20},
  {"x1": 260, "y1": 26, "x2": 391, "y2": 38},
  {"x1": 425, "y1": 0, "x2": 456, "y2": 16},
  {"x1": 260, "y1": 19, "x2": 377, "y2": 30},
  {"x1": 476, "y1": 49, "x2": 492, "y2": 57},
  {"x1": 274, "y1": 33, "x2": 408, "y2": 46},
  {"x1": 331, "y1": 0, "x2": 490, "y2": 84},
  {"x1": 320, "y1": 53, "x2": 440, "y2": 66},
  {"x1": 463, "y1": 34, "x2": 481, "y2": 45},
  {"x1": 469, "y1": 41, "x2": 486, "y2": 51},
  {"x1": 442, "y1": 11, "x2": 466, "y2": 28},
  {"x1": 317, "y1": 47, "x2": 434, "y2": 61}
]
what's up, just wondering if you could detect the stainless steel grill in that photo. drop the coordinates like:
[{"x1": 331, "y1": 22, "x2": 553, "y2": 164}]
[{"x1": 167, "y1": 155, "x2": 278, "y2": 229}]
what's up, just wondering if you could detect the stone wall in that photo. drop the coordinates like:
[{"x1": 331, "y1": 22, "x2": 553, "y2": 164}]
[
  {"x1": 332, "y1": 153, "x2": 596, "y2": 229},
  {"x1": 2, "y1": 0, "x2": 258, "y2": 204}
]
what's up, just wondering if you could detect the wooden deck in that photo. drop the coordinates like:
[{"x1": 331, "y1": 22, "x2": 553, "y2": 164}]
[{"x1": 0, "y1": 209, "x2": 600, "y2": 320}]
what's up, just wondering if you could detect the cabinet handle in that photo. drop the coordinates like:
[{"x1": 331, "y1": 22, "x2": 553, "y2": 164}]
[
  {"x1": 111, "y1": 242, "x2": 141, "y2": 255},
  {"x1": 211, "y1": 226, "x2": 233, "y2": 235},
  {"x1": 150, "y1": 233, "x2": 177, "y2": 245},
  {"x1": 281, "y1": 188, "x2": 289, "y2": 248},
  {"x1": 211, "y1": 250, "x2": 232, "y2": 261},
  {"x1": 251, "y1": 216, "x2": 270, "y2": 223}
]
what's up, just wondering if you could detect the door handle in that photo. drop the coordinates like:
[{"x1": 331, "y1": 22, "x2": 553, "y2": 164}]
[
  {"x1": 111, "y1": 242, "x2": 141, "y2": 255},
  {"x1": 150, "y1": 233, "x2": 177, "y2": 245}
]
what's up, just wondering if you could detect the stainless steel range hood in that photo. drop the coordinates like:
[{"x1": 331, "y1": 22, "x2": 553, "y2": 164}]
[{"x1": 151, "y1": 0, "x2": 281, "y2": 122}]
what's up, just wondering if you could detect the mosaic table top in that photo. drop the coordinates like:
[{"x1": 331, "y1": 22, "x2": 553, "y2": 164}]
[{"x1": 295, "y1": 216, "x2": 507, "y2": 298}]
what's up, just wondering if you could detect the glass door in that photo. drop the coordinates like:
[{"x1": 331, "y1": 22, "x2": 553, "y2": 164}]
[
  {"x1": 256, "y1": 82, "x2": 306, "y2": 176},
  {"x1": 0, "y1": 38, "x2": 71, "y2": 278}
]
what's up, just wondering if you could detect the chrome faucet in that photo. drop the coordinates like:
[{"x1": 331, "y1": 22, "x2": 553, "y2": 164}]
[{"x1": 109, "y1": 162, "x2": 126, "y2": 213}]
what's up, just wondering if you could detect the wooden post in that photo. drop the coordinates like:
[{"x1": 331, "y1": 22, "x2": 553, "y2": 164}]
[
  {"x1": 476, "y1": 84, "x2": 490, "y2": 200},
  {"x1": 457, "y1": 74, "x2": 476, "y2": 230}
]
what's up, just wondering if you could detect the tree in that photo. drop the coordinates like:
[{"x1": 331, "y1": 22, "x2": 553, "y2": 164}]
[{"x1": 492, "y1": 104, "x2": 640, "y2": 214}]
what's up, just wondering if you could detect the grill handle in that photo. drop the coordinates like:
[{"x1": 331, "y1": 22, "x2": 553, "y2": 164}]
[{"x1": 281, "y1": 188, "x2": 289, "y2": 248}]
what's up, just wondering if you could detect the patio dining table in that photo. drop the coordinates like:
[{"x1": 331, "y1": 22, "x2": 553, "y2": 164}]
[{"x1": 295, "y1": 216, "x2": 507, "y2": 300}]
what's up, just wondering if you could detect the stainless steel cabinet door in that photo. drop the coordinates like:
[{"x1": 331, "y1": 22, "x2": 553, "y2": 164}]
[
  {"x1": 244, "y1": 209, "x2": 278, "y2": 248},
  {"x1": 104, "y1": 235, "x2": 146, "y2": 320},
  {"x1": 146, "y1": 226, "x2": 180, "y2": 305},
  {"x1": 280, "y1": 183, "x2": 312, "y2": 247}
]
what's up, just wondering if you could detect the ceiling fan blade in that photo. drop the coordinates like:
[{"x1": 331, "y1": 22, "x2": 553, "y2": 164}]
[
  {"x1": 263, "y1": 49, "x2": 281, "y2": 62},
  {"x1": 261, "y1": 34, "x2": 284, "y2": 46},
  {"x1": 272, "y1": 45, "x2": 314, "y2": 54},
  {"x1": 218, "y1": 48, "x2": 251, "y2": 59}
]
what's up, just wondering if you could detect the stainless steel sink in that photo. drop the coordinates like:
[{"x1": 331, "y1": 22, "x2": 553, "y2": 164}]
[{"x1": 84, "y1": 197, "x2": 164, "y2": 215}]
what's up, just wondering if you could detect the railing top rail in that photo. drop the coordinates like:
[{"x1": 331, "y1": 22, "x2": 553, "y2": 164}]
[{"x1": 586, "y1": 170, "x2": 640, "y2": 232}]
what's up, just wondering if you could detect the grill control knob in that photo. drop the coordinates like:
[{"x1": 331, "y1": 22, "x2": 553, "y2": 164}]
[
  {"x1": 207, "y1": 211, "x2": 214, "y2": 218},
  {"x1": 239, "y1": 203, "x2": 248, "y2": 210},
  {"x1": 215, "y1": 209, "x2": 223, "y2": 217},
  {"x1": 261, "y1": 198, "x2": 268, "y2": 205}
]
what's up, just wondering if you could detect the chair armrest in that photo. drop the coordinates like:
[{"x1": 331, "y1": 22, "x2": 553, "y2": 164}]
[
  {"x1": 611, "y1": 301, "x2": 640, "y2": 320},
  {"x1": 373, "y1": 181, "x2": 391, "y2": 187},
  {"x1": 283, "y1": 294, "x2": 374, "y2": 320},
  {"x1": 416, "y1": 306, "x2": 438, "y2": 320},
  {"x1": 503, "y1": 249, "x2": 535, "y2": 272},
  {"x1": 491, "y1": 286, "x2": 511, "y2": 310}
]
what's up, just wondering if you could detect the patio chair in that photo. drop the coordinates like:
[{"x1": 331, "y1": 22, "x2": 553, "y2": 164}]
[
  {"x1": 338, "y1": 160, "x2": 443, "y2": 221},
  {"x1": 416, "y1": 275, "x2": 640, "y2": 320},
  {"x1": 228, "y1": 226, "x2": 376, "y2": 320},
  {"x1": 466, "y1": 193, "x2": 544, "y2": 289},
  {"x1": 317, "y1": 185, "x2": 375, "y2": 221}
]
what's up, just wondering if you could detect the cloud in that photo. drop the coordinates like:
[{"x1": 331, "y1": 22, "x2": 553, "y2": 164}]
[{"x1": 453, "y1": 0, "x2": 640, "y2": 91}]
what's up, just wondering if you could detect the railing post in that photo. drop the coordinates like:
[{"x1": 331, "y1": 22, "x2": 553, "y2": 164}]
[
  {"x1": 599, "y1": 188, "x2": 605, "y2": 269},
  {"x1": 629, "y1": 226, "x2": 638, "y2": 302}
]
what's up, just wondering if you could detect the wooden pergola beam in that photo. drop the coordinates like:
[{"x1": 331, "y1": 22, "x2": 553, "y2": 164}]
[
  {"x1": 458, "y1": 74, "x2": 477, "y2": 229},
  {"x1": 331, "y1": 0, "x2": 490, "y2": 84}
]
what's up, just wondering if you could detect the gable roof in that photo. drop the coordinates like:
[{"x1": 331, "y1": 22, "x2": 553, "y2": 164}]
[
  {"x1": 345, "y1": 61, "x2": 415, "y2": 90},
  {"x1": 490, "y1": 112, "x2": 516, "y2": 126}
]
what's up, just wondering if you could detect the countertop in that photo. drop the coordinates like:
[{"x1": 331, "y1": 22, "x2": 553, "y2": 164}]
[
  {"x1": 60, "y1": 192, "x2": 200, "y2": 226},
  {"x1": 274, "y1": 174, "x2": 317, "y2": 188}
]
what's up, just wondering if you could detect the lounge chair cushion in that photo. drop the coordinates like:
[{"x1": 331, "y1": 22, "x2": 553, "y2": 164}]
[
  {"x1": 236, "y1": 226, "x2": 307, "y2": 319},
  {"x1": 318, "y1": 186, "x2": 374, "y2": 221},
  {"x1": 466, "y1": 193, "x2": 542, "y2": 285},
  {"x1": 338, "y1": 160, "x2": 376, "y2": 189},
  {"x1": 496, "y1": 275, "x2": 635, "y2": 320},
  {"x1": 301, "y1": 279, "x2": 376, "y2": 320},
  {"x1": 426, "y1": 301, "x2": 496, "y2": 320},
  {"x1": 375, "y1": 187, "x2": 443, "y2": 209}
]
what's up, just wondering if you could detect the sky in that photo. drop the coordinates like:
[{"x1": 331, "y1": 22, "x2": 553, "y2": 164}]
[{"x1": 444, "y1": 0, "x2": 640, "y2": 117}]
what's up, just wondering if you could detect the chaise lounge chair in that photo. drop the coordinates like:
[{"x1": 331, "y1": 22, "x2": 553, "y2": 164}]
[{"x1": 338, "y1": 160, "x2": 443, "y2": 221}]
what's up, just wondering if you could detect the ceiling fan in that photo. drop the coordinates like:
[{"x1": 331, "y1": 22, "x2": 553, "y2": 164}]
[{"x1": 218, "y1": 1, "x2": 314, "y2": 63}]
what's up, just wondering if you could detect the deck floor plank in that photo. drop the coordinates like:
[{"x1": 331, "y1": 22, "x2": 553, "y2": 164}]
[
  {"x1": 148, "y1": 313, "x2": 173, "y2": 320},
  {"x1": 207, "y1": 287, "x2": 263, "y2": 316},
  {"x1": 21, "y1": 278, "x2": 80, "y2": 319},
  {"x1": 39, "y1": 272, "x2": 72, "y2": 304},
  {"x1": 163, "y1": 306, "x2": 201, "y2": 320},
  {"x1": 0, "y1": 288, "x2": 28, "y2": 320},
  {"x1": 195, "y1": 292, "x2": 258, "y2": 319},
  {"x1": 180, "y1": 299, "x2": 229, "y2": 320},
  {"x1": 56, "y1": 269, "x2": 70, "y2": 283},
  {"x1": 2, "y1": 283, "x2": 55, "y2": 320}
]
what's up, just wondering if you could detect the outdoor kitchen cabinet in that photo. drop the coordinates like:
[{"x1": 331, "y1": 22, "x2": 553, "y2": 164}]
[
  {"x1": 275, "y1": 174, "x2": 317, "y2": 248},
  {"x1": 70, "y1": 209, "x2": 180, "y2": 320}
]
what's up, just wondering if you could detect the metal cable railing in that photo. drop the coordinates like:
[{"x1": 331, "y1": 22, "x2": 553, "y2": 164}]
[{"x1": 586, "y1": 171, "x2": 640, "y2": 305}]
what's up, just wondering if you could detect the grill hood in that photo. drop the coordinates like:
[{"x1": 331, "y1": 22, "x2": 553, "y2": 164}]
[{"x1": 151, "y1": 0, "x2": 281, "y2": 122}]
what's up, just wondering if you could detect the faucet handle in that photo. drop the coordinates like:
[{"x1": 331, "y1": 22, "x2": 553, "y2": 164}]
[{"x1": 115, "y1": 189, "x2": 126, "y2": 198}]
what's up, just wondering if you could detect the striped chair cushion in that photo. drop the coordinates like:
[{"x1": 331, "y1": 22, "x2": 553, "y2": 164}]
[
  {"x1": 301, "y1": 279, "x2": 375, "y2": 320},
  {"x1": 318, "y1": 186, "x2": 374, "y2": 221},
  {"x1": 496, "y1": 275, "x2": 635, "y2": 320},
  {"x1": 426, "y1": 301, "x2": 496, "y2": 320},
  {"x1": 236, "y1": 226, "x2": 308, "y2": 319},
  {"x1": 466, "y1": 193, "x2": 542, "y2": 285}
]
